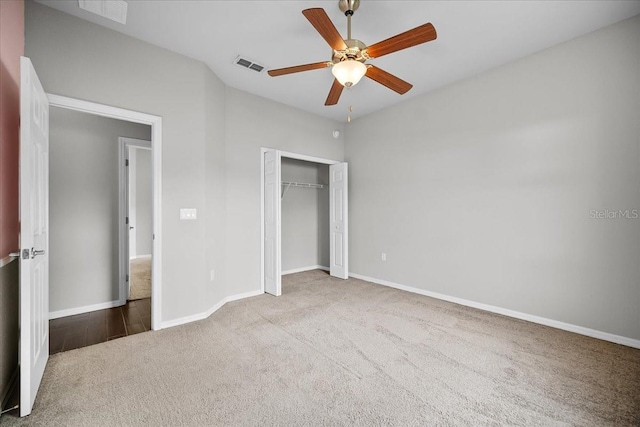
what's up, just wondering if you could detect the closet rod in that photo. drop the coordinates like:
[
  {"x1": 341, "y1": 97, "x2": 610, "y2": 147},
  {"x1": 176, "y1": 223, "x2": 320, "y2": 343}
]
[
  {"x1": 281, "y1": 181, "x2": 326, "y2": 198},
  {"x1": 281, "y1": 181, "x2": 325, "y2": 189}
]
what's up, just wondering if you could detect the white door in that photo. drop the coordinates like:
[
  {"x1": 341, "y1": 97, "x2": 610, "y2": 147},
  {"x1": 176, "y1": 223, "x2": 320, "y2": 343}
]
[
  {"x1": 127, "y1": 146, "x2": 136, "y2": 261},
  {"x1": 264, "y1": 149, "x2": 281, "y2": 296},
  {"x1": 119, "y1": 138, "x2": 152, "y2": 302},
  {"x1": 330, "y1": 163, "x2": 348, "y2": 279},
  {"x1": 19, "y1": 57, "x2": 49, "y2": 417}
]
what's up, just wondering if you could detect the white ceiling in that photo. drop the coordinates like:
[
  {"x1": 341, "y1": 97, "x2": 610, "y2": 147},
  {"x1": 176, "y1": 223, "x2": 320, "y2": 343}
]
[{"x1": 36, "y1": 1, "x2": 640, "y2": 122}]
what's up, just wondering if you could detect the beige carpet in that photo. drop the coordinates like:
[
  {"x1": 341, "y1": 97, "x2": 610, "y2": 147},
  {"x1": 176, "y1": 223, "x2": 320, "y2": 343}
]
[
  {"x1": 2, "y1": 270, "x2": 639, "y2": 426},
  {"x1": 129, "y1": 257, "x2": 151, "y2": 300}
]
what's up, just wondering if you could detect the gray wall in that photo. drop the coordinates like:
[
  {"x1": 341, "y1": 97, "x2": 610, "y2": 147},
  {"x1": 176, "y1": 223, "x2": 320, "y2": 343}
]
[
  {"x1": 225, "y1": 88, "x2": 344, "y2": 298},
  {"x1": 133, "y1": 147, "x2": 152, "y2": 257},
  {"x1": 203, "y1": 66, "x2": 227, "y2": 310},
  {"x1": 345, "y1": 16, "x2": 640, "y2": 340},
  {"x1": 28, "y1": 0, "x2": 638, "y2": 343},
  {"x1": 26, "y1": 0, "x2": 228, "y2": 322},
  {"x1": 224, "y1": 87, "x2": 344, "y2": 296},
  {"x1": 26, "y1": 1, "x2": 344, "y2": 321},
  {"x1": 281, "y1": 158, "x2": 329, "y2": 272},
  {"x1": 49, "y1": 107, "x2": 150, "y2": 312}
]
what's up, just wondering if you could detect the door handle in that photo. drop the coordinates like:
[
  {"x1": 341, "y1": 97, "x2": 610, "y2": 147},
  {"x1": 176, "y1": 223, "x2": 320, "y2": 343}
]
[
  {"x1": 129, "y1": 226, "x2": 134, "y2": 230},
  {"x1": 31, "y1": 248, "x2": 45, "y2": 258}
]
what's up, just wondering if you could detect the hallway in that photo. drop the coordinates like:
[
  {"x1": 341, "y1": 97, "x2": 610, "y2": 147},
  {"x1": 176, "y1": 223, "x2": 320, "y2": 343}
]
[{"x1": 49, "y1": 298, "x2": 151, "y2": 354}]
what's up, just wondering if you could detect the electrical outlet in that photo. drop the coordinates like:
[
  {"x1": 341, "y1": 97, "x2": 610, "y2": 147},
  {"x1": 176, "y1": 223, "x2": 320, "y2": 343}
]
[
  {"x1": 210, "y1": 269, "x2": 215, "y2": 281},
  {"x1": 381, "y1": 253, "x2": 386, "y2": 261}
]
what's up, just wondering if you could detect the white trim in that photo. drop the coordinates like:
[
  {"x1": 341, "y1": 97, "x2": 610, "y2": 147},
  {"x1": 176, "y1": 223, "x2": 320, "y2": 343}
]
[
  {"x1": 349, "y1": 273, "x2": 640, "y2": 350},
  {"x1": 201, "y1": 298, "x2": 231, "y2": 320},
  {"x1": 226, "y1": 289, "x2": 264, "y2": 303},
  {"x1": 48, "y1": 94, "x2": 163, "y2": 331},
  {"x1": 260, "y1": 148, "x2": 265, "y2": 294},
  {"x1": 282, "y1": 265, "x2": 330, "y2": 275},
  {"x1": 160, "y1": 311, "x2": 211, "y2": 330},
  {"x1": 49, "y1": 300, "x2": 122, "y2": 320},
  {"x1": 160, "y1": 290, "x2": 264, "y2": 329},
  {"x1": 260, "y1": 147, "x2": 343, "y2": 295},
  {"x1": 48, "y1": 94, "x2": 158, "y2": 124},
  {"x1": 278, "y1": 150, "x2": 341, "y2": 165}
]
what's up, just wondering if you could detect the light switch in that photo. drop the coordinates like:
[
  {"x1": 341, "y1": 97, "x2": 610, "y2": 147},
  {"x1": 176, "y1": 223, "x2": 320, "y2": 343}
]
[{"x1": 180, "y1": 208, "x2": 197, "y2": 220}]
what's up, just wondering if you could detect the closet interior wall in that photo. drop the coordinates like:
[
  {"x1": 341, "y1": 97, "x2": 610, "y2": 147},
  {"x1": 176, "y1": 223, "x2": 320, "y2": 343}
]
[{"x1": 281, "y1": 158, "x2": 329, "y2": 273}]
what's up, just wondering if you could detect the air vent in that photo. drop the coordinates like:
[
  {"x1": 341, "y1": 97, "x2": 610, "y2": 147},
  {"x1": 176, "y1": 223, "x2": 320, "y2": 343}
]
[
  {"x1": 78, "y1": 0, "x2": 128, "y2": 25},
  {"x1": 234, "y1": 56, "x2": 265, "y2": 73}
]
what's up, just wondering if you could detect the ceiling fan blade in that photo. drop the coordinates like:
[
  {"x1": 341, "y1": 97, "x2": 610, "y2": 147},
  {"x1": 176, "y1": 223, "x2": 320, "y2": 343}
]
[
  {"x1": 325, "y1": 79, "x2": 344, "y2": 106},
  {"x1": 302, "y1": 8, "x2": 348, "y2": 51},
  {"x1": 267, "y1": 61, "x2": 332, "y2": 77},
  {"x1": 365, "y1": 65, "x2": 413, "y2": 94},
  {"x1": 365, "y1": 23, "x2": 437, "y2": 59}
]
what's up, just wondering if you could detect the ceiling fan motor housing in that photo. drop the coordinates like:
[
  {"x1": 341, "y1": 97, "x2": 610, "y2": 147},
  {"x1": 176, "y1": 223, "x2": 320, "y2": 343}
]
[
  {"x1": 339, "y1": 0, "x2": 360, "y2": 15},
  {"x1": 332, "y1": 39, "x2": 368, "y2": 64}
]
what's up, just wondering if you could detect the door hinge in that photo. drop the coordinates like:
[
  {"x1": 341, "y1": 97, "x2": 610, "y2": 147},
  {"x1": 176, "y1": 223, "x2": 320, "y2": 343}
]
[
  {"x1": 125, "y1": 159, "x2": 129, "y2": 167},
  {"x1": 126, "y1": 216, "x2": 129, "y2": 225},
  {"x1": 126, "y1": 274, "x2": 129, "y2": 282}
]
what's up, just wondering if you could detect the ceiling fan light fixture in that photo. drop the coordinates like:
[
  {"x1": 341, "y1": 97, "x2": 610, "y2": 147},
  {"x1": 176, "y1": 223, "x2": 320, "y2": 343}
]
[{"x1": 332, "y1": 60, "x2": 366, "y2": 88}]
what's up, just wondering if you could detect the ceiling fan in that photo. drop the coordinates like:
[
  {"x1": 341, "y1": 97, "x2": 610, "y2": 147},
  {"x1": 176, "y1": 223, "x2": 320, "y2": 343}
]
[{"x1": 267, "y1": 0, "x2": 437, "y2": 106}]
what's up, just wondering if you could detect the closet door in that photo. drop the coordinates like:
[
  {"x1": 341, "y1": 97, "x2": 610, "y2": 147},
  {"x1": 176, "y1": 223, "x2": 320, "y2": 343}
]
[
  {"x1": 264, "y1": 149, "x2": 281, "y2": 295},
  {"x1": 330, "y1": 163, "x2": 348, "y2": 279}
]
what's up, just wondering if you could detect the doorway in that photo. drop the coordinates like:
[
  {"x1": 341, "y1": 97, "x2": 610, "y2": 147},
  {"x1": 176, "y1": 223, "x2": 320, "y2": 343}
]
[
  {"x1": 120, "y1": 138, "x2": 152, "y2": 303},
  {"x1": 281, "y1": 158, "x2": 330, "y2": 274},
  {"x1": 261, "y1": 149, "x2": 349, "y2": 296},
  {"x1": 48, "y1": 94, "x2": 163, "y2": 331},
  {"x1": 43, "y1": 100, "x2": 162, "y2": 353}
]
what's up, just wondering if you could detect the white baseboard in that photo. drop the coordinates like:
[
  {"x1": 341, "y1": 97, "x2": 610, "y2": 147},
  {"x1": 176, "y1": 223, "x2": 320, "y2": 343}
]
[
  {"x1": 160, "y1": 289, "x2": 264, "y2": 329},
  {"x1": 349, "y1": 272, "x2": 640, "y2": 350},
  {"x1": 160, "y1": 310, "x2": 210, "y2": 330},
  {"x1": 282, "y1": 265, "x2": 329, "y2": 275},
  {"x1": 49, "y1": 300, "x2": 123, "y2": 320},
  {"x1": 226, "y1": 289, "x2": 264, "y2": 303}
]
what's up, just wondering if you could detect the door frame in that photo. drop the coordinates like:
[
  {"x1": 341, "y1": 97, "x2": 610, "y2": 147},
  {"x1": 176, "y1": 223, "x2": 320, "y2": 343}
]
[
  {"x1": 48, "y1": 94, "x2": 163, "y2": 330},
  {"x1": 118, "y1": 137, "x2": 152, "y2": 304},
  {"x1": 260, "y1": 148, "x2": 343, "y2": 294}
]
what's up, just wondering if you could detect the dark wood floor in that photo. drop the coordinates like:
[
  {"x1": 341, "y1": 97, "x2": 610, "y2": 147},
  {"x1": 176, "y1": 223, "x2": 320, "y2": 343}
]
[{"x1": 49, "y1": 298, "x2": 151, "y2": 354}]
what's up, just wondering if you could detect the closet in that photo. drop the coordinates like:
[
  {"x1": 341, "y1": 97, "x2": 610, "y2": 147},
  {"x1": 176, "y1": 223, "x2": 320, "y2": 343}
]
[
  {"x1": 262, "y1": 149, "x2": 348, "y2": 296},
  {"x1": 281, "y1": 158, "x2": 330, "y2": 274}
]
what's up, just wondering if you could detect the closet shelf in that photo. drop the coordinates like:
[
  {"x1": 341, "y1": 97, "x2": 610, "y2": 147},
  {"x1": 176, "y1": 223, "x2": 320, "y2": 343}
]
[
  {"x1": 282, "y1": 181, "x2": 325, "y2": 189},
  {"x1": 281, "y1": 181, "x2": 326, "y2": 198}
]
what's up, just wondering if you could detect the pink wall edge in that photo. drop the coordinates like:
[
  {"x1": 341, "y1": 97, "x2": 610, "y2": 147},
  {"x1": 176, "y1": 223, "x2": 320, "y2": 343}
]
[{"x1": 0, "y1": 0, "x2": 25, "y2": 258}]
